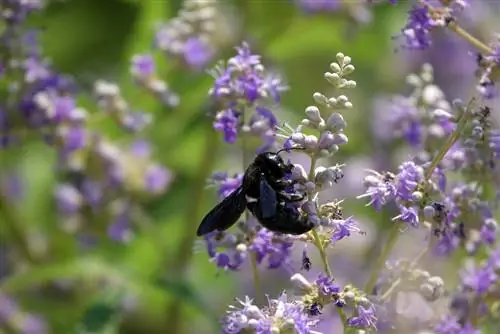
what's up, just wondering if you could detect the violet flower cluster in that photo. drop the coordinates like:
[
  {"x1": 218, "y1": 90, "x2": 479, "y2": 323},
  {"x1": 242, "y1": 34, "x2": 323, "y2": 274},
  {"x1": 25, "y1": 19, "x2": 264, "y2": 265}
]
[
  {"x1": 3, "y1": 0, "x2": 500, "y2": 333},
  {"x1": 1, "y1": 1, "x2": 176, "y2": 331},
  {"x1": 205, "y1": 0, "x2": 500, "y2": 333},
  {"x1": 201, "y1": 43, "x2": 378, "y2": 333},
  {"x1": 154, "y1": 0, "x2": 229, "y2": 71},
  {"x1": 351, "y1": 1, "x2": 500, "y2": 333}
]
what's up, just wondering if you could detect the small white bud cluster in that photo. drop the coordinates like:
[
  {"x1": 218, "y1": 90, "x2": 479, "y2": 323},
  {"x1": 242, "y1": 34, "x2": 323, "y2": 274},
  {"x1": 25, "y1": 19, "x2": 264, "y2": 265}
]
[
  {"x1": 406, "y1": 64, "x2": 454, "y2": 141},
  {"x1": 130, "y1": 56, "x2": 180, "y2": 108},
  {"x1": 34, "y1": 91, "x2": 88, "y2": 124},
  {"x1": 283, "y1": 52, "x2": 355, "y2": 159},
  {"x1": 94, "y1": 80, "x2": 152, "y2": 132},
  {"x1": 154, "y1": 0, "x2": 219, "y2": 58}
]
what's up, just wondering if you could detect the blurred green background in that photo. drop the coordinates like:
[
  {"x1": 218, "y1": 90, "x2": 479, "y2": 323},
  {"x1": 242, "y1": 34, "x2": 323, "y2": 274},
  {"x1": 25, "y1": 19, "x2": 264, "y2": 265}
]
[{"x1": 1, "y1": 0, "x2": 475, "y2": 333}]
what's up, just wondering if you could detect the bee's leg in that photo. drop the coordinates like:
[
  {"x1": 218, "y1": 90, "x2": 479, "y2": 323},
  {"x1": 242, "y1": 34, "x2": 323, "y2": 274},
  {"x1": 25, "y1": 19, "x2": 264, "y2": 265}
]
[
  {"x1": 272, "y1": 179, "x2": 294, "y2": 190},
  {"x1": 277, "y1": 191, "x2": 305, "y2": 202}
]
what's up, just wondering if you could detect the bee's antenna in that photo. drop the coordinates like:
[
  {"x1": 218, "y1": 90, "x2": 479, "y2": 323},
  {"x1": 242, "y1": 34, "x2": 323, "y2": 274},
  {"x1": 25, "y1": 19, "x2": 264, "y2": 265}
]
[{"x1": 276, "y1": 146, "x2": 306, "y2": 155}]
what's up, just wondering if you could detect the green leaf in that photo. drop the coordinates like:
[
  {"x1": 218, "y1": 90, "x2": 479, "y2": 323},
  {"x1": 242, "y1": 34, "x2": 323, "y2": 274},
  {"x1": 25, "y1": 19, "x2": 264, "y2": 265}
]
[
  {"x1": 155, "y1": 277, "x2": 219, "y2": 331},
  {"x1": 74, "y1": 290, "x2": 123, "y2": 334}
]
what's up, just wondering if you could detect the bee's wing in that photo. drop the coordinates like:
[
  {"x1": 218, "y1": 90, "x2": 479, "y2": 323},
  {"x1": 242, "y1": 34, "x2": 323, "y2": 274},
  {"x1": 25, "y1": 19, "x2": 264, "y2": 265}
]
[
  {"x1": 259, "y1": 176, "x2": 277, "y2": 219},
  {"x1": 196, "y1": 187, "x2": 247, "y2": 236}
]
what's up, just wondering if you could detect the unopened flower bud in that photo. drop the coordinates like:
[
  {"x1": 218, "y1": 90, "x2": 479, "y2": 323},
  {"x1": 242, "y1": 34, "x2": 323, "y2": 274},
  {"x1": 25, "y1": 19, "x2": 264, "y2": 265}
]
[
  {"x1": 305, "y1": 106, "x2": 323, "y2": 123},
  {"x1": 319, "y1": 131, "x2": 335, "y2": 149},
  {"x1": 332, "y1": 133, "x2": 348, "y2": 145},
  {"x1": 313, "y1": 92, "x2": 329, "y2": 106},
  {"x1": 291, "y1": 164, "x2": 308, "y2": 182},
  {"x1": 290, "y1": 273, "x2": 313, "y2": 292},
  {"x1": 342, "y1": 64, "x2": 355, "y2": 75},
  {"x1": 325, "y1": 72, "x2": 340, "y2": 85},
  {"x1": 330, "y1": 62, "x2": 341, "y2": 73},
  {"x1": 336, "y1": 52, "x2": 345, "y2": 65},
  {"x1": 304, "y1": 135, "x2": 318, "y2": 149},
  {"x1": 326, "y1": 113, "x2": 346, "y2": 131}
]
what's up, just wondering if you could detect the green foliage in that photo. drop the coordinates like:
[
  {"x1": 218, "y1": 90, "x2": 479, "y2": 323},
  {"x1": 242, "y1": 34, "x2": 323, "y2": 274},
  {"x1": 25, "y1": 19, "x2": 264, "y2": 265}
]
[{"x1": 1, "y1": 0, "x2": 417, "y2": 333}]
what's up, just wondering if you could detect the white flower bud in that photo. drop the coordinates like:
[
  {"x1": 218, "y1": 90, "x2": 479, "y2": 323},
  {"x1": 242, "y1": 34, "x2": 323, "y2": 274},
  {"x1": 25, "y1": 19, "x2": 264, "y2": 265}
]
[
  {"x1": 431, "y1": 108, "x2": 453, "y2": 119},
  {"x1": 337, "y1": 95, "x2": 348, "y2": 104},
  {"x1": 326, "y1": 113, "x2": 346, "y2": 130},
  {"x1": 344, "y1": 101, "x2": 353, "y2": 109},
  {"x1": 428, "y1": 276, "x2": 444, "y2": 287},
  {"x1": 332, "y1": 133, "x2": 348, "y2": 145},
  {"x1": 290, "y1": 273, "x2": 313, "y2": 292},
  {"x1": 313, "y1": 92, "x2": 329, "y2": 106},
  {"x1": 305, "y1": 106, "x2": 323, "y2": 123},
  {"x1": 328, "y1": 97, "x2": 338, "y2": 106},
  {"x1": 336, "y1": 52, "x2": 345, "y2": 65},
  {"x1": 405, "y1": 74, "x2": 422, "y2": 87},
  {"x1": 236, "y1": 243, "x2": 247, "y2": 253},
  {"x1": 291, "y1": 132, "x2": 306, "y2": 145},
  {"x1": 319, "y1": 131, "x2": 335, "y2": 149},
  {"x1": 246, "y1": 305, "x2": 264, "y2": 319},
  {"x1": 342, "y1": 56, "x2": 351, "y2": 65},
  {"x1": 344, "y1": 80, "x2": 357, "y2": 88},
  {"x1": 342, "y1": 64, "x2": 355, "y2": 75},
  {"x1": 330, "y1": 62, "x2": 341, "y2": 73},
  {"x1": 325, "y1": 72, "x2": 340, "y2": 85},
  {"x1": 304, "y1": 135, "x2": 318, "y2": 149},
  {"x1": 422, "y1": 84, "x2": 444, "y2": 105},
  {"x1": 291, "y1": 164, "x2": 308, "y2": 182}
]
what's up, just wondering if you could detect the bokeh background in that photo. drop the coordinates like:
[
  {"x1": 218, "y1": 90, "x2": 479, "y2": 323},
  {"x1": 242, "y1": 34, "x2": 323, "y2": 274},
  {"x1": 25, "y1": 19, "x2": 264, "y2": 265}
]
[{"x1": 2, "y1": 0, "x2": 500, "y2": 333}]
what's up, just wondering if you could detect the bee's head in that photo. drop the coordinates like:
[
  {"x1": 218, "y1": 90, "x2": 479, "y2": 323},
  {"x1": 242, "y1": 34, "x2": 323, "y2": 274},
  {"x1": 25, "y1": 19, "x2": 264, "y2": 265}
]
[
  {"x1": 255, "y1": 152, "x2": 289, "y2": 179},
  {"x1": 255, "y1": 147, "x2": 304, "y2": 179}
]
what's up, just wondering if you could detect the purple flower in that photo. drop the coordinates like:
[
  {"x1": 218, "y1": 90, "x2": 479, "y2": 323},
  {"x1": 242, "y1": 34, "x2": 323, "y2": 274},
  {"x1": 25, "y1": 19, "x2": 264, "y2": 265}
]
[
  {"x1": 315, "y1": 274, "x2": 340, "y2": 296},
  {"x1": 210, "y1": 42, "x2": 287, "y2": 104},
  {"x1": 108, "y1": 206, "x2": 133, "y2": 243},
  {"x1": 460, "y1": 264, "x2": 496, "y2": 296},
  {"x1": 399, "y1": 5, "x2": 436, "y2": 50},
  {"x1": 131, "y1": 54, "x2": 155, "y2": 77},
  {"x1": 144, "y1": 165, "x2": 172, "y2": 194},
  {"x1": 296, "y1": 0, "x2": 341, "y2": 13},
  {"x1": 347, "y1": 305, "x2": 377, "y2": 329},
  {"x1": 392, "y1": 205, "x2": 419, "y2": 227},
  {"x1": 395, "y1": 161, "x2": 424, "y2": 201},
  {"x1": 249, "y1": 228, "x2": 293, "y2": 269},
  {"x1": 213, "y1": 109, "x2": 239, "y2": 144},
  {"x1": 55, "y1": 184, "x2": 82, "y2": 214},
  {"x1": 435, "y1": 316, "x2": 480, "y2": 334},
  {"x1": 222, "y1": 293, "x2": 320, "y2": 334},
  {"x1": 331, "y1": 216, "x2": 362, "y2": 241},
  {"x1": 182, "y1": 37, "x2": 214, "y2": 70},
  {"x1": 212, "y1": 172, "x2": 243, "y2": 199}
]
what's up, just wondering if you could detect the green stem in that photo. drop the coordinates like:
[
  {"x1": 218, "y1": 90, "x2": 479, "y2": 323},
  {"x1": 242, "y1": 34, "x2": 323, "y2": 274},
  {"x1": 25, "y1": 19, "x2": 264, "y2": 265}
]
[
  {"x1": 424, "y1": 100, "x2": 471, "y2": 180},
  {"x1": 363, "y1": 100, "x2": 473, "y2": 297},
  {"x1": 380, "y1": 247, "x2": 428, "y2": 302},
  {"x1": 311, "y1": 229, "x2": 331, "y2": 276},
  {"x1": 165, "y1": 124, "x2": 219, "y2": 334},
  {"x1": 422, "y1": 1, "x2": 494, "y2": 55},
  {"x1": 0, "y1": 191, "x2": 38, "y2": 264},
  {"x1": 306, "y1": 156, "x2": 348, "y2": 325},
  {"x1": 241, "y1": 109, "x2": 262, "y2": 299},
  {"x1": 363, "y1": 225, "x2": 399, "y2": 295}
]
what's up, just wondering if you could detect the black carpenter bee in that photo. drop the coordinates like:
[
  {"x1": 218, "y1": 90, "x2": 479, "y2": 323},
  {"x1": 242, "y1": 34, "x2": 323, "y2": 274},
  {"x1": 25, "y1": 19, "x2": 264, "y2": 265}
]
[{"x1": 196, "y1": 148, "x2": 313, "y2": 236}]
